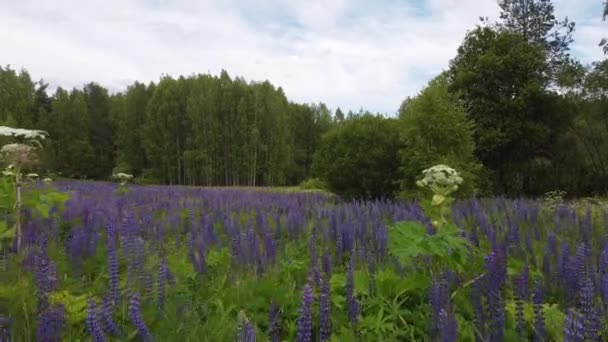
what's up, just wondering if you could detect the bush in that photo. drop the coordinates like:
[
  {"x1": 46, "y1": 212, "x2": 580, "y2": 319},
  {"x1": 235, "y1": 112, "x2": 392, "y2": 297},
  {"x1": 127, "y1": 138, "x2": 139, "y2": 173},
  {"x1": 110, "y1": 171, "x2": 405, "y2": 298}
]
[
  {"x1": 398, "y1": 74, "x2": 485, "y2": 197},
  {"x1": 298, "y1": 178, "x2": 327, "y2": 191},
  {"x1": 312, "y1": 114, "x2": 402, "y2": 199}
]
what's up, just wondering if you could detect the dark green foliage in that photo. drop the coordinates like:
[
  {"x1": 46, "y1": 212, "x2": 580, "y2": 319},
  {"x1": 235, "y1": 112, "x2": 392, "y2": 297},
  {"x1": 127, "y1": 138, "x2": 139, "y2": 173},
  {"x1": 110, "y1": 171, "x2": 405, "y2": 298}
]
[
  {"x1": 312, "y1": 114, "x2": 402, "y2": 199},
  {"x1": 449, "y1": 27, "x2": 560, "y2": 195},
  {"x1": 399, "y1": 74, "x2": 483, "y2": 197}
]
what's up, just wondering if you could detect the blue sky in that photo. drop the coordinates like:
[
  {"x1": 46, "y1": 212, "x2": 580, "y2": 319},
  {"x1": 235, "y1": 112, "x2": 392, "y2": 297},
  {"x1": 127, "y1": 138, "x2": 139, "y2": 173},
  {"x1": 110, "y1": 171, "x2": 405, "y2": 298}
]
[{"x1": 0, "y1": 0, "x2": 605, "y2": 115}]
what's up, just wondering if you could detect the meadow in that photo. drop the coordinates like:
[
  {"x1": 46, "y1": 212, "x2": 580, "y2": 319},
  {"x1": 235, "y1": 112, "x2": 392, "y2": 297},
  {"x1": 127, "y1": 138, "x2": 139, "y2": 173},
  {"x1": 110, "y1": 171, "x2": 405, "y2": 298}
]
[{"x1": 0, "y1": 180, "x2": 606, "y2": 341}]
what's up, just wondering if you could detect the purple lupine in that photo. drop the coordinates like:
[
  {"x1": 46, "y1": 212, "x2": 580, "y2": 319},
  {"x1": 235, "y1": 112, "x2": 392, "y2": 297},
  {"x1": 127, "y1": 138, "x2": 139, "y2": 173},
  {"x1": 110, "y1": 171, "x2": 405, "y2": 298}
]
[
  {"x1": 238, "y1": 319, "x2": 256, "y2": 342},
  {"x1": 579, "y1": 276, "x2": 599, "y2": 340},
  {"x1": 37, "y1": 305, "x2": 66, "y2": 342},
  {"x1": 100, "y1": 295, "x2": 122, "y2": 336},
  {"x1": 471, "y1": 278, "x2": 485, "y2": 341},
  {"x1": 106, "y1": 237, "x2": 120, "y2": 303},
  {"x1": 158, "y1": 257, "x2": 167, "y2": 311},
  {"x1": 438, "y1": 309, "x2": 458, "y2": 342},
  {"x1": 346, "y1": 256, "x2": 360, "y2": 325},
  {"x1": 532, "y1": 283, "x2": 545, "y2": 342},
  {"x1": 268, "y1": 300, "x2": 281, "y2": 342},
  {"x1": 86, "y1": 298, "x2": 106, "y2": 342},
  {"x1": 295, "y1": 283, "x2": 314, "y2": 342},
  {"x1": 0, "y1": 316, "x2": 12, "y2": 342},
  {"x1": 128, "y1": 293, "x2": 152, "y2": 341},
  {"x1": 319, "y1": 276, "x2": 331, "y2": 342},
  {"x1": 564, "y1": 309, "x2": 584, "y2": 342},
  {"x1": 484, "y1": 250, "x2": 506, "y2": 342},
  {"x1": 322, "y1": 251, "x2": 331, "y2": 277},
  {"x1": 514, "y1": 264, "x2": 529, "y2": 337}
]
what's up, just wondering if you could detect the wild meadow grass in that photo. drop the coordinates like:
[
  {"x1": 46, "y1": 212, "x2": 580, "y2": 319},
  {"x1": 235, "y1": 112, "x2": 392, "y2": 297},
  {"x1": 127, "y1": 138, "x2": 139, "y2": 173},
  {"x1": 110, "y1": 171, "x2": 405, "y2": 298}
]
[{"x1": 0, "y1": 181, "x2": 607, "y2": 341}]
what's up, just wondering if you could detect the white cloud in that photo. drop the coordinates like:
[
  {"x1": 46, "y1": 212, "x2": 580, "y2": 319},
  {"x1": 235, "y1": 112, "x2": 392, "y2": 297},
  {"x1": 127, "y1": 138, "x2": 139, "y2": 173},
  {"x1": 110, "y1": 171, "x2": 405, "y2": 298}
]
[{"x1": 0, "y1": 0, "x2": 605, "y2": 115}]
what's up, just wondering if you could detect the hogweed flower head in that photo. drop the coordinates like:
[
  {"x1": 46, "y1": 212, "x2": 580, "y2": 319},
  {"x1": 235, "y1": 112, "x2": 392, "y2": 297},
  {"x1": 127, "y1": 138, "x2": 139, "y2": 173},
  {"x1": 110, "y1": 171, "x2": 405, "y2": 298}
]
[
  {"x1": 416, "y1": 164, "x2": 463, "y2": 199},
  {"x1": 0, "y1": 126, "x2": 47, "y2": 140},
  {"x1": 112, "y1": 173, "x2": 133, "y2": 186}
]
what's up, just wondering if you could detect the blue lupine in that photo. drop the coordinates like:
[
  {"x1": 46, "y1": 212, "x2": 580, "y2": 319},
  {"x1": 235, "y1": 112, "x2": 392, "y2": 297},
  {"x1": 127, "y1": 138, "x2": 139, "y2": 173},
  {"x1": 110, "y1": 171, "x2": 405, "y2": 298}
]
[
  {"x1": 485, "y1": 250, "x2": 506, "y2": 342},
  {"x1": 128, "y1": 293, "x2": 152, "y2": 341},
  {"x1": 346, "y1": 256, "x2": 360, "y2": 325},
  {"x1": 532, "y1": 283, "x2": 545, "y2": 342},
  {"x1": 295, "y1": 283, "x2": 313, "y2": 342},
  {"x1": 0, "y1": 316, "x2": 12, "y2": 342},
  {"x1": 438, "y1": 309, "x2": 458, "y2": 342},
  {"x1": 107, "y1": 238, "x2": 120, "y2": 303},
  {"x1": 319, "y1": 276, "x2": 331, "y2": 342},
  {"x1": 37, "y1": 305, "x2": 66, "y2": 342},
  {"x1": 564, "y1": 309, "x2": 584, "y2": 342},
  {"x1": 268, "y1": 300, "x2": 281, "y2": 342},
  {"x1": 158, "y1": 257, "x2": 167, "y2": 311},
  {"x1": 579, "y1": 276, "x2": 599, "y2": 340},
  {"x1": 86, "y1": 298, "x2": 106, "y2": 342},
  {"x1": 514, "y1": 264, "x2": 529, "y2": 337},
  {"x1": 100, "y1": 295, "x2": 122, "y2": 336}
]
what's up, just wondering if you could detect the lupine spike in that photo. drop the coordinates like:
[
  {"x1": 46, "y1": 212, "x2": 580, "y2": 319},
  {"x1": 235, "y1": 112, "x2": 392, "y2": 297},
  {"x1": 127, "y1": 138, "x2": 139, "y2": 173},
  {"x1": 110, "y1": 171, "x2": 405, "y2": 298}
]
[{"x1": 295, "y1": 283, "x2": 314, "y2": 342}]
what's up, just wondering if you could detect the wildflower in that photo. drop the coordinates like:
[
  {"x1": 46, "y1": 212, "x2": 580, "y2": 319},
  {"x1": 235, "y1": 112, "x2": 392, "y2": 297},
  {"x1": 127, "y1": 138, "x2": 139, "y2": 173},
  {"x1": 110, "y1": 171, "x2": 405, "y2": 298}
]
[
  {"x1": 268, "y1": 300, "x2": 281, "y2": 342},
  {"x1": 296, "y1": 283, "x2": 314, "y2": 342},
  {"x1": 0, "y1": 126, "x2": 47, "y2": 139},
  {"x1": 1, "y1": 143, "x2": 40, "y2": 167},
  {"x1": 128, "y1": 293, "x2": 152, "y2": 341},
  {"x1": 319, "y1": 277, "x2": 331, "y2": 341},
  {"x1": 416, "y1": 164, "x2": 463, "y2": 199},
  {"x1": 86, "y1": 298, "x2": 106, "y2": 342}
]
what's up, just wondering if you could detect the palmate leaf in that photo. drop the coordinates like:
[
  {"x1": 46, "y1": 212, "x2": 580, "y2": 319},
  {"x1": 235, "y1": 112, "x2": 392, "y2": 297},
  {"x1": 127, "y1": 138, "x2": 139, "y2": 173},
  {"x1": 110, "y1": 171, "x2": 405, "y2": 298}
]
[
  {"x1": 387, "y1": 221, "x2": 428, "y2": 265},
  {"x1": 0, "y1": 221, "x2": 15, "y2": 240}
]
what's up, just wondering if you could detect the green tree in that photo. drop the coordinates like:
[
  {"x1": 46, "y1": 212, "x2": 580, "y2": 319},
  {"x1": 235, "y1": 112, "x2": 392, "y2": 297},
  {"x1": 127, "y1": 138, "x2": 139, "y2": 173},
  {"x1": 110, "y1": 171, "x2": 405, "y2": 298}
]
[
  {"x1": 312, "y1": 114, "x2": 402, "y2": 199},
  {"x1": 0, "y1": 66, "x2": 35, "y2": 127},
  {"x1": 497, "y1": 0, "x2": 575, "y2": 66},
  {"x1": 449, "y1": 26, "x2": 555, "y2": 195},
  {"x1": 83, "y1": 83, "x2": 115, "y2": 178},
  {"x1": 399, "y1": 74, "x2": 483, "y2": 196}
]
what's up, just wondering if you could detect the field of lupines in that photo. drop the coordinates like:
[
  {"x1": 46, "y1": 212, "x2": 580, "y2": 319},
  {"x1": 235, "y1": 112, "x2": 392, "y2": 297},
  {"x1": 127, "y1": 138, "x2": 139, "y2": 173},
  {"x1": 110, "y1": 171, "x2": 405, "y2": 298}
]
[{"x1": 1, "y1": 181, "x2": 607, "y2": 341}]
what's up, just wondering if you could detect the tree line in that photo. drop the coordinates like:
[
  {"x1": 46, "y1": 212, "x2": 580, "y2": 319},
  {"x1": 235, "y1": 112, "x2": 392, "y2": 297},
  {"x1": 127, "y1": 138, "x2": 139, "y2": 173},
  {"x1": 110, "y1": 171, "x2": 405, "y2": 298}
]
[
  {"x1": 0, "y1": 0, "x2": 607, "y2": 198},
  {"x1": 0, "y1": 69, "x2": 337, "y2": 186}
]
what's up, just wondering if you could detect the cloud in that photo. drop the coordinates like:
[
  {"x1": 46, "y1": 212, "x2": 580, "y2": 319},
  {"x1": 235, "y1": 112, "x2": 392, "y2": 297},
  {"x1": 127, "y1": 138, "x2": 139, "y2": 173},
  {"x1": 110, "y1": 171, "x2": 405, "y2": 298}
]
[{"x1": 0, "y1": 0, "x2": 605, "y2": 115}]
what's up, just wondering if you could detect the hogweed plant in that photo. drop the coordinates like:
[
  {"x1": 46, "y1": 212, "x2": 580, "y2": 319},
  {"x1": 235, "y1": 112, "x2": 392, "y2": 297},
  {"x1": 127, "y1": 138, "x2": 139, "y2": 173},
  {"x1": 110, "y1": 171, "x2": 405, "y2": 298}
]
[
  {"x1": 0, "y1": 126, "x2": 46, "y2": 252},
  {"x1": 416, "y1": 164, "x2": 463, "y2": 229},
  {"x1": 112, "y1": 172, "x2": 133, "y2": 194},
  {"x1": 0, "y1": 126, "x2": 67, "y2": 253}
]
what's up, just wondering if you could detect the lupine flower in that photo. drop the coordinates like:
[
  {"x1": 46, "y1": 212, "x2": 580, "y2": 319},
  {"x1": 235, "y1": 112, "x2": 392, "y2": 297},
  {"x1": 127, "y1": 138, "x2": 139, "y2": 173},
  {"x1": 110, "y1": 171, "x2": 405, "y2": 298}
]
[
  {"x1": 0, "y1": 316, "x2": 12, "y2": 342},
  {"x1": 128, "y1": 293, "x2": 152, "y2": 341},
  {"x1": 296, "y1": 283, "x2": 314, "y2": 342},
  {"x1": 100, "y1": 295, "x2": 122, "y2": 336},
  {"x1": 532, "y1": 283, "x2": 545, "y2": 342},
  {"x1": 37, "y1": 305, "x2": 66, "y2": 342},
  {"x1": 564, "y1": 309, "x2": 584, "y2": 342},
  {"x1": 438, "y1": 308, "x2": 458, "y2": 342},
  {"x1": 579, "y1": 276, "x2": 599, "y2": 340},
  {"x1": 319, "y1": 277, "x2": 331, "y2": 342},
  {"x1": 106, "y1": 238, "x2": 120, "y2": 303},
  {"x1": 346, "y1": 256, "x2": 360, "y2": 325},
  {"x1": 484, "y1": 250, "x2": 506, "y2": 342},
  {"x1": 514, "y1": 264, "x2": 529, "y2": 337},
  {"x1": 268, "y1": 300, "x2": 281, "y2": 342},
  {"x1": 86, "y1": 298, "x2": 106, "y2": 342},
  {"x1": 158, "y1": 257, "x2": 168, "y2": 311}
]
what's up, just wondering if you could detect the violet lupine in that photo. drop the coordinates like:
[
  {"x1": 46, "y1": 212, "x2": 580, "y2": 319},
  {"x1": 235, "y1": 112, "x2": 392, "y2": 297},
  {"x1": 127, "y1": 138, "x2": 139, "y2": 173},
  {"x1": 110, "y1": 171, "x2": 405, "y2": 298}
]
[
  {"x1": 346, "y1": 256, "x2": 360, "y2": 325},
  {"x1": 438, "y1": 308, "x2": 458, "y2": 342},
  {"x1": 322, "y1": 251, "x2": 331, "y2": 277},
  {"x1": 268, "y1": 300, "x2": 281, "y2": 342},
  {"x1": 158, "y1": 257, "x2": 167, "y2": 312},
  {"x1": 319, "y1": 277, "x2": 331, "y2": 342},
  {"x1": 471, "y1": 278, "x2": 485, "y2": 341},
  {"x1": 514, "y1": 264, "x2": 529, "y2": 337},
  {"x1": 106, "y1": 237, "x2": 120, "y2": 303},
  {"x1": 238, "y1": 319, "x2": 256, "y2": 342},
  {"x1": 128, "y1": 293, "x2": 152, "y2": 342},
  {"x1": 0, "y1": 316, "x2": 11, "y2": 342},
  {"x1": 295, "y1": 283, "x2": 314, "y2": 342},
  {"x1": 532, "y1": 283, "x2": 545, "y2": 342},
  {"x1": 579, "y1": 276, "x2": 599, "y2": 340},
  {"x1": 484, "y1": 250, "x2": 506, "y2": 342},
  {"x1": 100, "y1": 295, "x2": 122, "y2": 336},
  {"x1": 37, "y1": 305, "x2": 66, "y2": 342},
  {"x1": 564, "y1": 309, "x2": 584, "y2": 342},
  {"x1": 86, "y1": 298, "x2": 106, "y2": 342}
]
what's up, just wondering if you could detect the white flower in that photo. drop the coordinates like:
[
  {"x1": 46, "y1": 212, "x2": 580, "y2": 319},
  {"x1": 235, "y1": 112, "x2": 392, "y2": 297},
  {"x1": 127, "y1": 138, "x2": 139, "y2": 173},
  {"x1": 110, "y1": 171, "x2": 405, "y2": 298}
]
[
  {"x1": 112, "y1": 172, "x2": 133, "y2": 180},
  {"x1": 43, "y1": 177, "x2": 53, "y2": 183},
  {"x1": 26, "y1": 173, "x2": 39, "y2": 179},
  {"x1": 417, "y1": 164, "x2": 463, "y2": 196},
  {"x1": 0, "y1": 126, "x2": 48, "y2": 140}
]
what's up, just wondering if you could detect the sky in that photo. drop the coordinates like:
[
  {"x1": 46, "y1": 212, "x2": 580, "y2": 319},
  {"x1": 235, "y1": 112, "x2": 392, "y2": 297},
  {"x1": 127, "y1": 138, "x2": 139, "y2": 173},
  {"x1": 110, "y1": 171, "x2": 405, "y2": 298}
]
[{"x1": 0, "y1": 0, "x2": 606, "y2": 115}]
